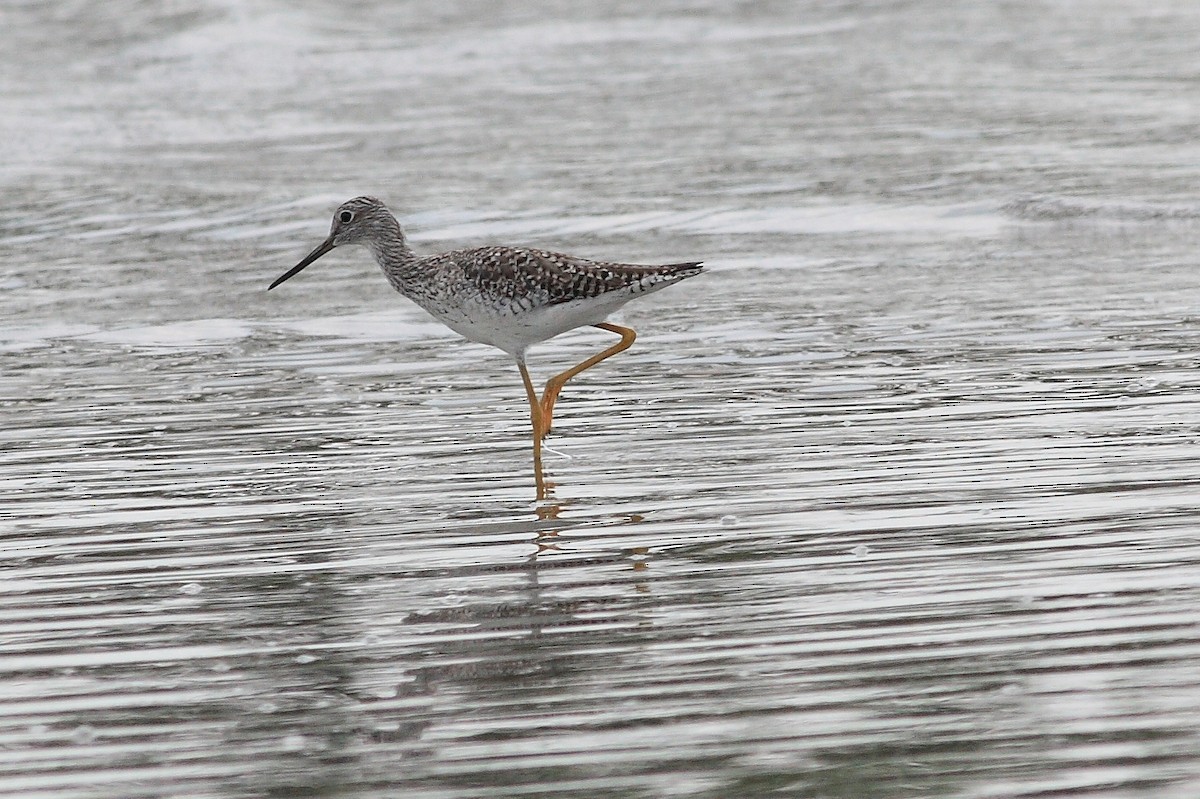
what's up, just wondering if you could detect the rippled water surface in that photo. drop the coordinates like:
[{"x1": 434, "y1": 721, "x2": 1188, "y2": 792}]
[{"x1": 4, "y1": 1, "x2": 1200, "y2": 797}]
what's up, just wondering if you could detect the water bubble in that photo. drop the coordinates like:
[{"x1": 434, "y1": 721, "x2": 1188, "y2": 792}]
[
  {"x1": 280, "y1": 734, "x2": 307, "y2": 752},
  {"x1": 70, "y1": 725, "x2": 97, "y2": 744}
]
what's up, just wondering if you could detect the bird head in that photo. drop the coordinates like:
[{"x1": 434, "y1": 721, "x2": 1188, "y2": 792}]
[{"x1": 268, "y1": 196, "x2": 393, "y2": 290}]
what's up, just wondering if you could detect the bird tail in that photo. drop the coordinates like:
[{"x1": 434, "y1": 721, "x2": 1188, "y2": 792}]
[{"x1": 661, "y1": 261, "x2": 704, "y2": 277}]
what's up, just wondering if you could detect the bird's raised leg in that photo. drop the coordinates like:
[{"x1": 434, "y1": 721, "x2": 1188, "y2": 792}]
[
  {"x1": 539, "y1": 322, "x2": 637, "y2": 439},
  {"x1": 517, "y1": 359, "x2": 548, "y2": 499}
]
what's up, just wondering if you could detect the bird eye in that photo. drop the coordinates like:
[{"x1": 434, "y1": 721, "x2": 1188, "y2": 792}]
[{"x1": 339, "y1": 210, "x2": 354, "y2": 223}]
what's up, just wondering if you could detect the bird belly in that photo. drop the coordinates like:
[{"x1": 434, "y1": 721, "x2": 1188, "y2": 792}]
[{"x1": 428, "y1": 293, "x2": 633, "y2": 358}]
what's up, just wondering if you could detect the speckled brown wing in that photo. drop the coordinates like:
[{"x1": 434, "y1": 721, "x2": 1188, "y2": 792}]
[{"x1": 449, "y1": 246, "x2": 703, "y2": 307}]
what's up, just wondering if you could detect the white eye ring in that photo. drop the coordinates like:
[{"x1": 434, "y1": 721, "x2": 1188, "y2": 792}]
[{"x1": 339, "y1": 210, "x2": 354, "y2": 223}]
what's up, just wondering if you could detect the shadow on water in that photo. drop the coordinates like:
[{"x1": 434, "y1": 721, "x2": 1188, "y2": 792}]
[{"x1": 182, "y1": 496, "x2": 662, "y2": 797}]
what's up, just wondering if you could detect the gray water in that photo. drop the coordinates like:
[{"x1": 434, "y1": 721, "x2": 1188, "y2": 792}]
[{"x1": 4, "y1": 1, "x2": 1200, "y2": 797}]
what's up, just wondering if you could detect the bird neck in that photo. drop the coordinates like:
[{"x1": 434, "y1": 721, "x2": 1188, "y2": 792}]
[{"x1": 365, "y1": 217, "x2": 420, "y2": 293}]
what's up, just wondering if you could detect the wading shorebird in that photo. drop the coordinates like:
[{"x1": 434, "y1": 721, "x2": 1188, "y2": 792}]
[{"x1": 268, "y1": 196, "x2": 702, "y2": 497}]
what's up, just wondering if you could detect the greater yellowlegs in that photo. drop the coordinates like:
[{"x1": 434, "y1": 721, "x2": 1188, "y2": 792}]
[{"x1": 268, "y1": 196, "x2": 702, "y2": 496}]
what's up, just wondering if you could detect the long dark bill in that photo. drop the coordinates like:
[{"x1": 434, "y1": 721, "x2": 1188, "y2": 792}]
[{"x1": 268, "y1": 236, "x2": 336, "y2": 290}]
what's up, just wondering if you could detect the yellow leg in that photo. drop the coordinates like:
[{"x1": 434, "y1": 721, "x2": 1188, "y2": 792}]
[
  {"x1": 517, "y1": 360, "x2": 548, "y2": 499},
  {"x1": 539, "y1": 322, "x2": 637, "y2": 439}
]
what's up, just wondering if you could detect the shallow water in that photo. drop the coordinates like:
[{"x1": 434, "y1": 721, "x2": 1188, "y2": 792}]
[{"x1": 4, "y1": 1, "x2": 1200, "y2": 797}]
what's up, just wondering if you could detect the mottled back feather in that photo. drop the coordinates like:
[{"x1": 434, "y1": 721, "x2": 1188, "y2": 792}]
[{"x1": 432, "y1": 246, "x2": 703, "y2": 307}]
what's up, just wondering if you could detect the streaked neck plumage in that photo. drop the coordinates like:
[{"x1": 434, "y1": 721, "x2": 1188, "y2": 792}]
[{"x1": 363, "y1": 214, "x2": 420, "y2": 295}]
